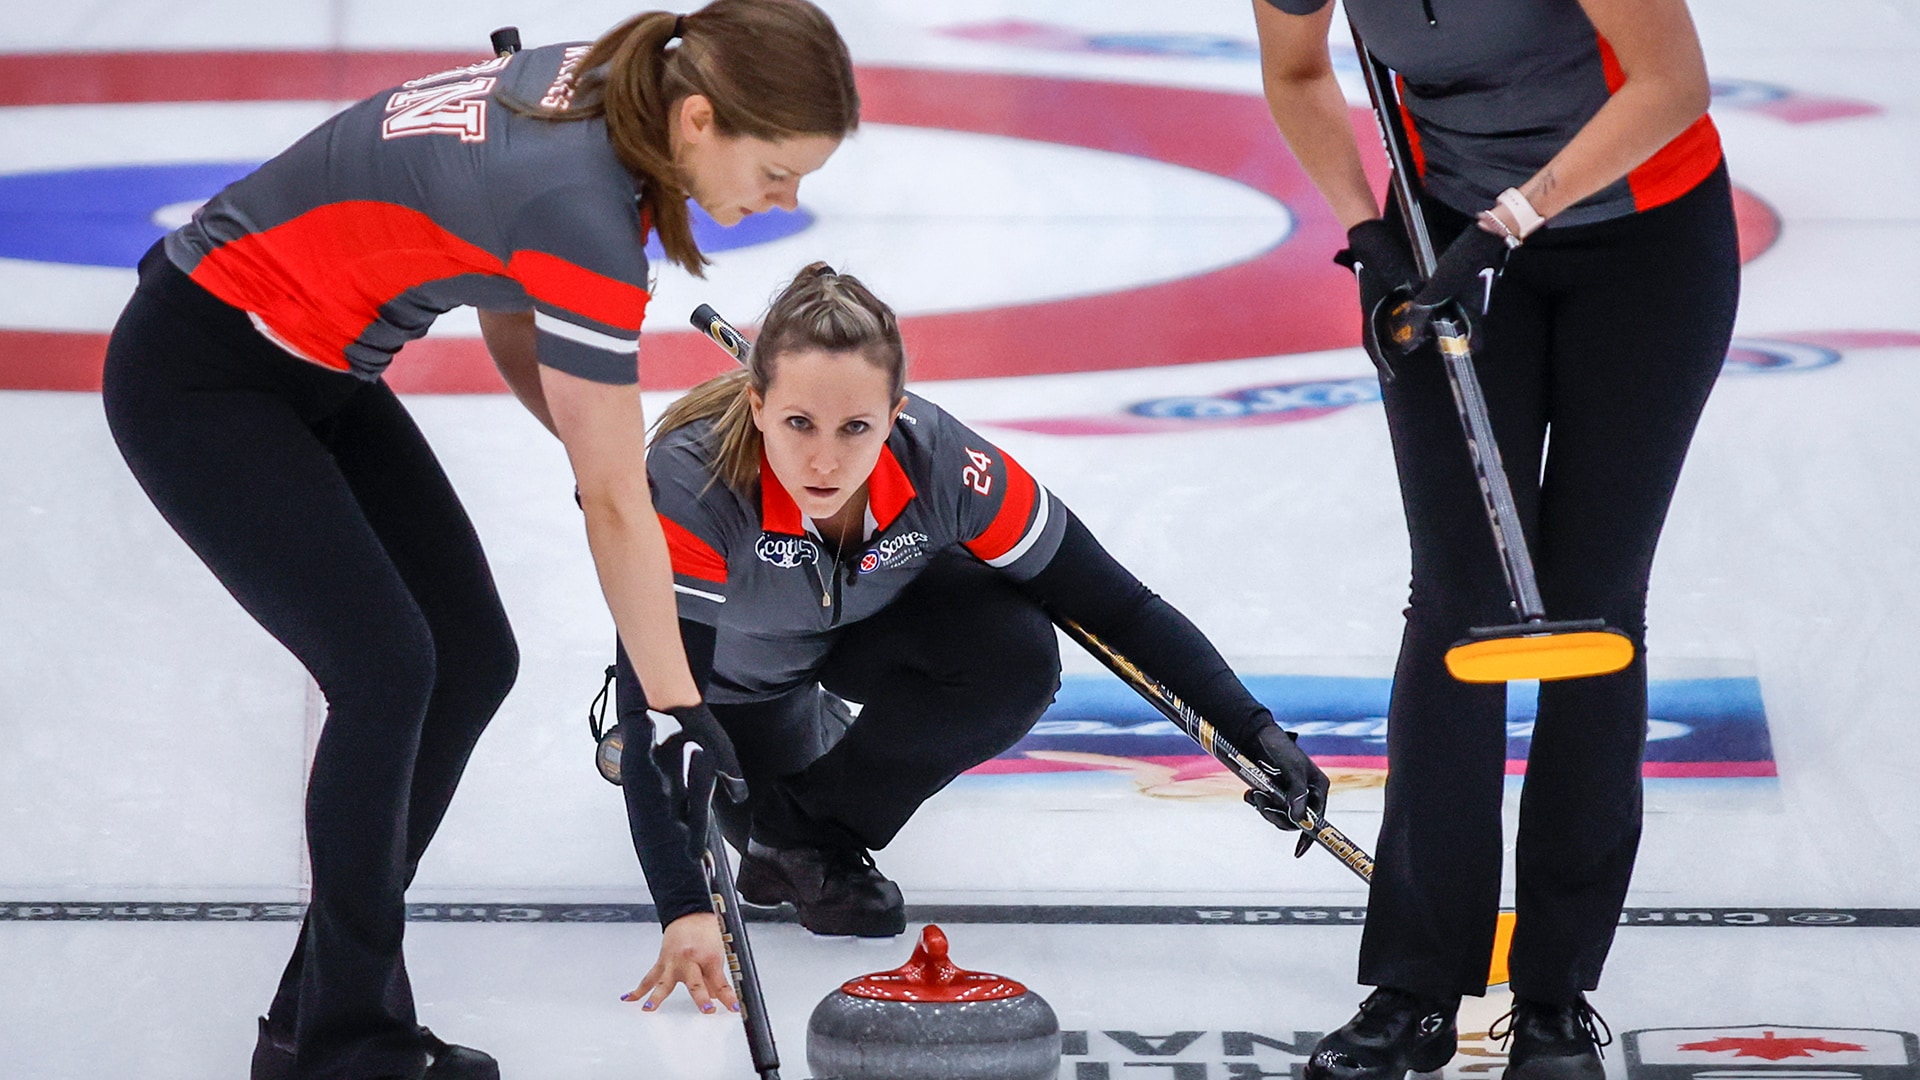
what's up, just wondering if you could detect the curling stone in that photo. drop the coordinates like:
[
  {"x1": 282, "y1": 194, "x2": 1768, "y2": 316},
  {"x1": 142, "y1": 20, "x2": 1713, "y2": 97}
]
[{"x1": 806, "y1": 924, "x2": 1061, "y2": 1080}]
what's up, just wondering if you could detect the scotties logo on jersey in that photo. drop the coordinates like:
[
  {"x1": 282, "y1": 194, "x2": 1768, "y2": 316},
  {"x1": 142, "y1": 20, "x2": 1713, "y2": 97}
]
[
  {"x1": 859, "y1": 531, "x2": 932, "y2": 574},
  {"x1": 1625, "y1": 1027, "x2": 1920, "y2": 1080},
  {"x1": 755, "y1": 535, "x2": 820, "y2": 569}
]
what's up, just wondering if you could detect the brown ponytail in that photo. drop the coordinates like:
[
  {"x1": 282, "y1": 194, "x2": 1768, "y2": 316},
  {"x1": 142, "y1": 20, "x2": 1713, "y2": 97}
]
[
  {"x1": 656, "y1": 261, "x2": 906, "y2": 493},
  {"x1": 514, "y1": 1, "x2": 859, "y2": 275}
]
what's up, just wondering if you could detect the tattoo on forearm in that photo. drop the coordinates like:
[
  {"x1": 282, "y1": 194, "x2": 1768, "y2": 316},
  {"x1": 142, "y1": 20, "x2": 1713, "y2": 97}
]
[{"x1": 1526, "y1": 168, "x2": 1559, "y2": 208}]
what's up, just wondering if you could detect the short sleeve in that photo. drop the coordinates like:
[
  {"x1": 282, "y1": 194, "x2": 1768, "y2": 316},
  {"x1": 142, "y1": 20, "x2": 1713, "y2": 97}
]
[
  {"x1": 505, "y1": 184, "x2": 651, "y2": 385},
  {"x1": 1262, "y1": 0, "x2": 1333, "y2": 14},
  {"x1": 646, "y1": 435, "x2": 733, "y2": 624},
  {"x1": 920, "y1": 407, "x2": 1066, "y2": 582}
]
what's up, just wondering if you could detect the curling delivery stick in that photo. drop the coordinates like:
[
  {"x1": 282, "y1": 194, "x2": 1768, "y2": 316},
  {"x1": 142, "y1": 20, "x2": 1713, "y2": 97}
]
[
  {"x1": 684, "y1": 743, "x2": 781, "y2": 1079},
  {"x1": 1050, "y1": 614, "x2": 1373, "y2": 883},
  {"x1": 686, "y1": 303, "x2": 1375, "y2": 885}
]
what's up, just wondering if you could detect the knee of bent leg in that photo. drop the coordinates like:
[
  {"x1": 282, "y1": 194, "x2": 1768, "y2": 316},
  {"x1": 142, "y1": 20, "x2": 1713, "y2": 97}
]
[
  {"x1": 971, "y1": 600, "x2": 1062, "y2": 719},
  {"x1": 450, "y1": 625, "x2": 520, "y2": 716},
  {"x1": 312, "y1": 607, "x2": 440, "y2": 720}
]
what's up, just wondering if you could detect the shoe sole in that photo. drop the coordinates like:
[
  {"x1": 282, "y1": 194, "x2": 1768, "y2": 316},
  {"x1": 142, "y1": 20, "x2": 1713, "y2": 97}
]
[
  {"x1": 1505, "y1": 1054, "x2": 1605, "y2": 1080},
  {"x1": 424, "y1": 1047, "x2": 500, "y2": 1080},
  {"x1": 801, "y1": 908, "x2": 906, "y2": 938}
]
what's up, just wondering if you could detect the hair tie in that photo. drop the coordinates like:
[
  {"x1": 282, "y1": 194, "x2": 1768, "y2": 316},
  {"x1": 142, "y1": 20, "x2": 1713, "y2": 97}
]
[{"x1": 670, "y1": 15, "x2": 686, "y2": 41}]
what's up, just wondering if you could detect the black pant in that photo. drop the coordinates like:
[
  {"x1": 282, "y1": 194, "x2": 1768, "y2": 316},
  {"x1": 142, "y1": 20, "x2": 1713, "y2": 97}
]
[
  {"x1": 102, "y1": 246, "x2": 517, "y2": 1079},
  {"x1": 1360, "y1": 168, "x2": 1740, "y2": 1003},
  {"x1": 613, "y1": 553, "x2": 1060, "y2": 924},
  {"x1": 715, "y1": 552, "x2": 1060, "y2": 852}
]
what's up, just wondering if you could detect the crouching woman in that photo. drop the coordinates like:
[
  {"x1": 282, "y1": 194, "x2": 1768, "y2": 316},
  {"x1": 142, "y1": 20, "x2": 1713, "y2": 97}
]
[{"x1": 614, "y1": 263, "x2": 1330, "y2": 1010}]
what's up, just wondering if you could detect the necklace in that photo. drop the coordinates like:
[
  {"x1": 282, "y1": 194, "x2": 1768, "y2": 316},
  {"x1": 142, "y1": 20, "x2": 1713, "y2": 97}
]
[{"x1": 804, "y1": 522, "x2": 850, "y2": 610}]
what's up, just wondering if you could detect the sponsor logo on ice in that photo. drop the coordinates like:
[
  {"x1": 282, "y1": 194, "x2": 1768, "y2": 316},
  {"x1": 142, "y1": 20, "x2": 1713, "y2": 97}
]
[
  {"x1": 1131, "y1": 377, "x2": 1380, "y2": 422},
  {"x1": 991, "y1": 334, "x2": 1920, "y2": 436},
  {"x1": 1626, "y1": 1027, "x2": 1920, "y2": 1080}
]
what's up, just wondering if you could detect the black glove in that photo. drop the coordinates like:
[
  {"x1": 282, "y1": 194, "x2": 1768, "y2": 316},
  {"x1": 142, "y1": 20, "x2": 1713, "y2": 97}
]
[
  {"x1": 1239, "y1": 722, "x2": 1331, "y2": 857},
  {"x1": 1334, "y1": 218, "x2": 1420, "y2": 383},
  {"x1": 650, "y1": 702, "x2": 751, "y2": 856},
  {"x1": 643, "y1": 702, "x2": 731, "y2": 795},
  {"x1": 1389, "y1": 225, "x2": 1510, "y2": 352}
]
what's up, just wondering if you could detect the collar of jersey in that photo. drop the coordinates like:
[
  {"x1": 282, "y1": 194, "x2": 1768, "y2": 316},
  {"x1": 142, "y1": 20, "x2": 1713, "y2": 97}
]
[{"x1": 758, "y1": 445, "x2": 918, "y2": 538}]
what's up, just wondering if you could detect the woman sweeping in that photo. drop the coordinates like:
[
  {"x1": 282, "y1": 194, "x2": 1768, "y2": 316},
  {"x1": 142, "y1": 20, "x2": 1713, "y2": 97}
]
[{"x1": 102, "y1": 3, "x2": 858, "y2": 1075}]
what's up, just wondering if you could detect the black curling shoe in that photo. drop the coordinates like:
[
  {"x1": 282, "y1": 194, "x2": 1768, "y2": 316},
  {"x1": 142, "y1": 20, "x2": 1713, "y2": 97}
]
[
  {"x1": 249, "y1": 1018, "x2": 294, "y2": 1080},
  {"x1": 420, "y1": 1027, "x2": 502, "y2": 1080},
  {"x1": 1304, "y1": 988, "x2": 1461, "y2": 1080},
  {"x1": 250, "y1": 1018, "x2": 499, "y2": 1080},
  {"x1": 1495, "y1": 995, "x2": 1613, "y2": 1080},
  {"x1": 735, "y1": 838, "x2": 906, "y2": 937}
]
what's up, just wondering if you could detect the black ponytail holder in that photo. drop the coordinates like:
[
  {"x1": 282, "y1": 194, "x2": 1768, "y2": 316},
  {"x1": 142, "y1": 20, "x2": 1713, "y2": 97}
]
[{"x1": 670, "y1": 14, "x2": 686, "y2": 41}]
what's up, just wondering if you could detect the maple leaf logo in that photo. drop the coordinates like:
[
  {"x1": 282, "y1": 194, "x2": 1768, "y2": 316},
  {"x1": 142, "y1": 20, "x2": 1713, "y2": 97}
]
[{"x1": 1678, "y1": 1032, "x2": 1868, "y2": 1061}]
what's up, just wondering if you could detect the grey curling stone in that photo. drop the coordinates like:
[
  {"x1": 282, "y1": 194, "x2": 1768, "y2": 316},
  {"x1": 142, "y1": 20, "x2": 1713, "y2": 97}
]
[{"x1": 806, "y1": 924, "x2": 1061, "y2": 1080}]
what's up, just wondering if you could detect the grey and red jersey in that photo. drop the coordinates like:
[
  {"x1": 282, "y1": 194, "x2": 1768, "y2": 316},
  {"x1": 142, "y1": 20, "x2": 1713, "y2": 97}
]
[
  {"x1": 651, "y1": 394, "x2": 1068, "y2": 704},
  {"x1": 1266, "y1": 0, "x2": 1723, "y2": 227},
  {"x1": 165, "y1": 43, "x2": 649, "y2": 384}
]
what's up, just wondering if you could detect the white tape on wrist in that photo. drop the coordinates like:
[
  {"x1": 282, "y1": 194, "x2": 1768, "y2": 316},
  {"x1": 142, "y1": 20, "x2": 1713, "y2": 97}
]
[{"x1": 1497, "y1": 187, "x2": 1546, "y2": 238}]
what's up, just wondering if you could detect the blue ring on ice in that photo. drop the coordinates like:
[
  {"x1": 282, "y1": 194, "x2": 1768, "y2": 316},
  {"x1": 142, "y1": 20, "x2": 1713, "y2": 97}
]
[{"x1": 0, "y1": 162, "x2": 813, "y2": 268}]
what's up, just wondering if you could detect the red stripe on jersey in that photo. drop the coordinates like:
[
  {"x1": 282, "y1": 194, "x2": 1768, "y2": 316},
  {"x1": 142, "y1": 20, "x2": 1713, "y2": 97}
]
[
  {"x1": 507, "y1": 249, "x2": 650, "y2": 333},
  {"x1": 866, "y1": 447, "x2": 918, "y2": 532},
  {"x1": 660, "y1": 514, "x2": 726, "y2": 584},
  {"x1": 1597, "y1": 35, "x2": 1723, "y2": 212},
  {"x1": 190, "y1": 201, "x2": 506, "y2": 370},
  {"x1": 964, "y1": 450, "x2": 1038, "y2": 562},
  {"x1": 758, "y1": 450, "x2": 806, "y2": 536},
  {"x1": 1395, "y1": 74, "x2": 1427, "y2": 179}
]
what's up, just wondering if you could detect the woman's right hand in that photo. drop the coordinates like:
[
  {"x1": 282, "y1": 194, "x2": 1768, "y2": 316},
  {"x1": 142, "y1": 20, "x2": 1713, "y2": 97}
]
[
  {"x1": 1335, "y1": 219, "x2": 1421, "y2": 379},
  {"x1": 623, "y1": 911, "x2": 741, "y2": 1014},
  {"x1": 1337, "y1": 219, "x2": 1420, "y2": 310}
]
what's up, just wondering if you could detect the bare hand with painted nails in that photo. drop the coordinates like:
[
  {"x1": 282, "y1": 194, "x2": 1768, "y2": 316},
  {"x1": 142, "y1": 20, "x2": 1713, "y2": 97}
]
[{"x1": 624, "y1": 911, "x2": 740, "y2": 1014}]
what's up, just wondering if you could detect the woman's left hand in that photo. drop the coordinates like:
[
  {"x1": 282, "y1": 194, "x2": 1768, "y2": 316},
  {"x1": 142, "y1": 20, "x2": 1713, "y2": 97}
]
[
  {"x1": 623, "y1": 911, "x2": 741, "y2": 1014},
  {"x1": 1392, "y1": 226, "x2": 1512, "y2": 350},
  {"x1": 1240, "y1": 723, "x2": 1332, "y2": 836}
]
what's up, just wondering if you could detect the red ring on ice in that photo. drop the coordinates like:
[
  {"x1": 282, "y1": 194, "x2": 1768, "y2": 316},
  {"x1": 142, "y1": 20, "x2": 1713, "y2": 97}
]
[{"x1": 0, "y1": 52, "x2": 1779, "y2": 392}]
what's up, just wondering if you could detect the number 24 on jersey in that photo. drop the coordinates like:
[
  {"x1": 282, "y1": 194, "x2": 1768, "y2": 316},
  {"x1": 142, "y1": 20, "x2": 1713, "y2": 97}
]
[{"x1": 963, "y1": 449, "x2": 995, "y2": 496}]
